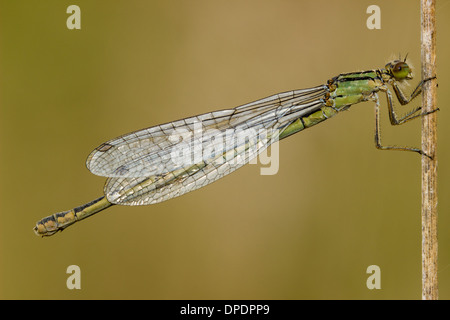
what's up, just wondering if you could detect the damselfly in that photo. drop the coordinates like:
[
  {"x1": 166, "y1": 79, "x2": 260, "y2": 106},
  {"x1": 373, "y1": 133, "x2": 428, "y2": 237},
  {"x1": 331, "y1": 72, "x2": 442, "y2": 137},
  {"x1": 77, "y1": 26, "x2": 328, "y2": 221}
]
[{"x1": 34, "y1": 58, "x2": 436, "y2": 237}]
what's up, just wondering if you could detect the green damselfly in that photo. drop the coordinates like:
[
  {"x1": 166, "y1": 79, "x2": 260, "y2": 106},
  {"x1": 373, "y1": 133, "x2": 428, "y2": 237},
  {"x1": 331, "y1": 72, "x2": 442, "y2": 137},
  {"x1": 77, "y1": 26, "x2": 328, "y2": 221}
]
[{"x1": 34, "y1": 58, "x2": 436, "y2": 237}]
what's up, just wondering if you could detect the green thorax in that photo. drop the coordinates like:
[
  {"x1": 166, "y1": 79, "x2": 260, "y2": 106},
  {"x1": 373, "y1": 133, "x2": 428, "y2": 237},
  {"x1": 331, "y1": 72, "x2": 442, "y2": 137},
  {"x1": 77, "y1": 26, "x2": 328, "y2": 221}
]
[
  {"x1": 327, "y1": 69, "x2": 385, "y2": 110},
  {"x1": 278, "y1": 59, "x2": 413, "y2": 140},
  {"x1": 278, "y1": 69, "x2": 388, "y2": 140}
]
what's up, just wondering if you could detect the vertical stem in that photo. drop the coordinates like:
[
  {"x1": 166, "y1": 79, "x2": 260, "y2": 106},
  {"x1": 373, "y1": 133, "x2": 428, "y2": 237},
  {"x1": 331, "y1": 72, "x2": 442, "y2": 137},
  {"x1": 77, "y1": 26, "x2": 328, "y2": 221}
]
[{"x1": 421, "y1": 0, "x2": 438, "y2": 300}]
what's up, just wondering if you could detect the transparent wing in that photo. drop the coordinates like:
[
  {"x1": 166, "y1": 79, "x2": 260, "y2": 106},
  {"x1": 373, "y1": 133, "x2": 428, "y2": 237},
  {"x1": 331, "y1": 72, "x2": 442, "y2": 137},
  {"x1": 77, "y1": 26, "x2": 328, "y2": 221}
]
[
  {"x1": 86, "y1": 86, "x2": 326, "y2": 179},
  {"x1": 90, "y1": 86, "x2": 327, "y2": 205},
  {"x1": 104, "y1": 139, "x2": 264, "y2": 205}
]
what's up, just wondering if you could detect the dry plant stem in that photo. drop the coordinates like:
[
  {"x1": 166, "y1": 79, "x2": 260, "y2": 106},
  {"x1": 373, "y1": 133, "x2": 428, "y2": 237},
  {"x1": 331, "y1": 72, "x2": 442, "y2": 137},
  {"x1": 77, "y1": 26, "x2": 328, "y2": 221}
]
[{"x1": 421, "y1": 0, "x2": 438, "y2": 300}]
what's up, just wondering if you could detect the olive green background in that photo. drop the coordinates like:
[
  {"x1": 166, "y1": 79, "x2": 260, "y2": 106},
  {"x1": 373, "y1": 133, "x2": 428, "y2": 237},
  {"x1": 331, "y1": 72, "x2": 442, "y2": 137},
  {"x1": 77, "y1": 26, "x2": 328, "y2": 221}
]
[{"x1": 1, "y1": 0, "x2": 449, "y2": 299}]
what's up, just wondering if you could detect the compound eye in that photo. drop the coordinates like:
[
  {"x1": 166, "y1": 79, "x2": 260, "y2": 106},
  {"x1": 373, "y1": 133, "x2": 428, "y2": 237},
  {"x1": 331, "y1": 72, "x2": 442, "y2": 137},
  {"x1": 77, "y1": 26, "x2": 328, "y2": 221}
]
[{"x1": 391, "y1": 61, "x2": 410, "y2": 80}]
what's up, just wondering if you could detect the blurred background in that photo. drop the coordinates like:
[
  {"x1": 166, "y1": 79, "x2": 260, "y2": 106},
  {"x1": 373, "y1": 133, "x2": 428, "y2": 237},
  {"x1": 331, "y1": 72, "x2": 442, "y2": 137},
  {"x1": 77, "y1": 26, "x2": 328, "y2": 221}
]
[{"x1": 1, "y1": 0, "x2": 449, "y2": 299}]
